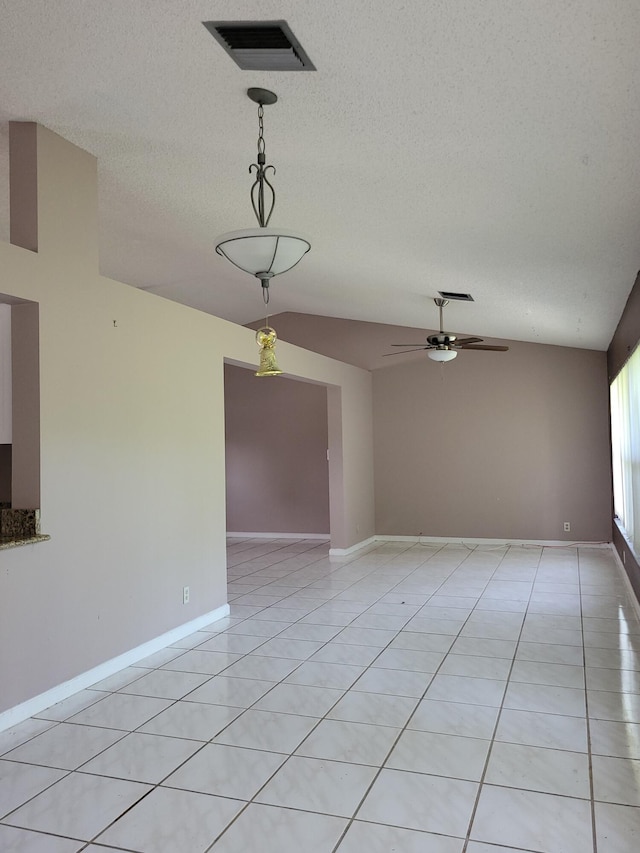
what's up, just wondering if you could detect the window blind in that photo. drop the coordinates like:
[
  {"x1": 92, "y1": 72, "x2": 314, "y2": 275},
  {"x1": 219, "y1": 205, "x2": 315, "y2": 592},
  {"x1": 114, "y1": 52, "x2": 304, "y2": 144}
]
[{"x1": 611, "y1": 344, "x2": 640, "y2": 554}]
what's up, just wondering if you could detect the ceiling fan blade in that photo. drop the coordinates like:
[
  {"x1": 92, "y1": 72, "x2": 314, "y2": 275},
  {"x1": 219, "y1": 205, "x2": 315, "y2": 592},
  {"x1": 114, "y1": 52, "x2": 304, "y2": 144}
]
[
  {"x1": 389, "y1": 343, "x2": 431, "y2": 347},
  {"x1": 459, "y1": 344, "x2": 509, "y2": 351},
  {"x1": 382, "y1": 348, "x2": 430, "y2": 356},
  {"x1": 454, "y1": 337, "x2": 483, "y2": 345}
]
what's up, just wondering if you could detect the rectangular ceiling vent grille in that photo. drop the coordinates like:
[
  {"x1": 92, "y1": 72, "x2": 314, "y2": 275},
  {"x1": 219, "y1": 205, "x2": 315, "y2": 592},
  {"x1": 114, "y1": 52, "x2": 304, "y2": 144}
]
[
  {"x1": 203, "y1": 20, "x2": 316, "y2": 71},
  {"x1": 438, "y1": 291, "x2": 474, "y2": 301}
]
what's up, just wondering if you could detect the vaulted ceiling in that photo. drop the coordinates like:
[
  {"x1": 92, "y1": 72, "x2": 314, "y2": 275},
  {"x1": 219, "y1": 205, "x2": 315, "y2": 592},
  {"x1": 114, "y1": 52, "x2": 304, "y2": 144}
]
[{"x1": 1, "y1": 0, "x2": 639, "y2": 350}]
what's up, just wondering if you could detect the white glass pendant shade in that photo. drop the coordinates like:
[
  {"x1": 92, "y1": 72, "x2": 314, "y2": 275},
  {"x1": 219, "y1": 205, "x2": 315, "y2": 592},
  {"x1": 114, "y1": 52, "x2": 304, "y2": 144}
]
[
  {"x1": 428, "y1": 349, "x2": 457, "y2": 362},
  {"x1": 215, "y1": 227, "x2": 311, "y2": 278}
]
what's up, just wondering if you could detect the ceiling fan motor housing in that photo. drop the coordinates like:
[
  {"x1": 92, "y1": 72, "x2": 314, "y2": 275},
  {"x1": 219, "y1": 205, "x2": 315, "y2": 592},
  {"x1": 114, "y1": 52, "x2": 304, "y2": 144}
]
[{"x1": 427, "y1": 333, "x2": 456, "y2": 347}]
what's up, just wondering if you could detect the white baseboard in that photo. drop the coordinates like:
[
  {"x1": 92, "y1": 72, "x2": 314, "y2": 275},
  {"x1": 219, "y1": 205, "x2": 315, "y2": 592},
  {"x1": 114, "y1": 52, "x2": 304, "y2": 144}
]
[
  {"x1": 227, "y1": 532, "x2": 329, "y2": 540},
  {"x1": 329, "y1": 536, "x2": 378, "y2": 556},
  {"x1": 610, "y1": 544, "x2": 640, "y2": 622},
  {"x1": 0, "y1": 603, "x2": 230, "y2": 734},
  {"x1": 376, "y1": 535, "x2": 612, "y2": 548}
]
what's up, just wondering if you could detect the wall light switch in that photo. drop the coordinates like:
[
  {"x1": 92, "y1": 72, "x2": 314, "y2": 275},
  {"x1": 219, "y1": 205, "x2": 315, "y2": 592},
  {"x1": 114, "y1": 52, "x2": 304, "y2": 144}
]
[{"x1": 183, "y1": 586, "x2": 190, "y2": 604}]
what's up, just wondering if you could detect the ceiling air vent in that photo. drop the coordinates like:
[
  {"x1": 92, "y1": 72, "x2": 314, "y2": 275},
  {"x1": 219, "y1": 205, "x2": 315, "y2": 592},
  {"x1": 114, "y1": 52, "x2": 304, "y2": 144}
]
[
  {"x1": 438, "y1": 291, "x2": 474, "y2": 301},
  {"x1": 203, "y1": 20, "x2": 316, "y2": 71}
]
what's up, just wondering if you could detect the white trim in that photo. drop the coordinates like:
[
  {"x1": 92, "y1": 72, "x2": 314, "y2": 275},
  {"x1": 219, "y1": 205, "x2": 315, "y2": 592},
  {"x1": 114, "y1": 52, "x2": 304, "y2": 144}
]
[
  {"x1": 0, "y1": 603, "x2": 230, "y2": 733},
  {"x1": 613, "y1": 517, "x2": 640, "y2": 566},
  {"x1": 227, "y1": 532, "x2": 329, "y2": 540},
  {"x1": 376, "y1": 535, "x2": 612, "y2": 548},
  {"x1": 329, "y1": 536, "x2": 378, "y2": 556},
  {"x1": 610, "y1": 543, "x2": 640, "y2": 622}
]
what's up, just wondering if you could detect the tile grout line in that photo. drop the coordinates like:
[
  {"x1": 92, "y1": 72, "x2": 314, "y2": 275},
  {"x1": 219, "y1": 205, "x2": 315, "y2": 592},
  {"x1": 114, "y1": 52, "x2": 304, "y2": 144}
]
[
  {"x1": 158, "y1": 548, "x2": 498, "y2": 850},
  {"x1": 202, "y1": 540, "x2": 466, "y2": 851},
  {"x1": 167, "y1": 543, "x2": 406, "y2": 850},
  {"x1": 199, "y1": 541, "x2": 482, "y2": 851},
  {"x1": 578, "y1": 547, "x2": 600, "y2": 853},
  {"x1": 328, "y1": 543, "x2": 516, "y2": 852},
  {"x1": 459, "y1": 543, "x2": 544, "y2": 853}
]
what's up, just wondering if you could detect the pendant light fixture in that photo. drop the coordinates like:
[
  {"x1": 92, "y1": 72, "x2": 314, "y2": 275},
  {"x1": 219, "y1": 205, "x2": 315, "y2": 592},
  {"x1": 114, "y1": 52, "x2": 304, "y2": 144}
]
[
  {"x1": 215, "y1": 88, "x2": 311, "y2": 304},
  {"x1": 255, "y1": 326, "x2": 283, "y2": 376}
]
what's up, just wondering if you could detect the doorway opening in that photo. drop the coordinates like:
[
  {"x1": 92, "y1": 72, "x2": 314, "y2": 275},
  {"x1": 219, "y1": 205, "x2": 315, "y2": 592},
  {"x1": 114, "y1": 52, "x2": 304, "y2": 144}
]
[
  {"x1": 223, "y1": 362, "x2": 333, "y2": 594},
  {"x1": 223, "y1": 363, "x2": 330, "y2": 539}
]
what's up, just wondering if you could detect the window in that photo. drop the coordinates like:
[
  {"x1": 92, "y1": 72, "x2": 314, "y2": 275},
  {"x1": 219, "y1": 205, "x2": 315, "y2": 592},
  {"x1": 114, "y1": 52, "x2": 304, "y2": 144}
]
[{"x1": 610, "y1": 343, "x2": 640, "y2": 554}]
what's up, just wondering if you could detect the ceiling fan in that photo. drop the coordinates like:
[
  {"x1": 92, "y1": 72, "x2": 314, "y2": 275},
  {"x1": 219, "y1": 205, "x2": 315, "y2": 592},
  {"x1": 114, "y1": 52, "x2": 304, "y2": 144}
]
[{"x1": 384, "y1": 298, "x2": 509, "y2": 362}]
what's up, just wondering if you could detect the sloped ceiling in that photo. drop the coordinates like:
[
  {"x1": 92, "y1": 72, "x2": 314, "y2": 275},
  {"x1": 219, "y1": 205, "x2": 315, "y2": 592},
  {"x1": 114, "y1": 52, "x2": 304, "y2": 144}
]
[
  {"x1": 1, "y1": 0, "x2": 640, "y2": 349},
  {"x1": 247, "y1": 311, "x2": 519, "y2": 370}
]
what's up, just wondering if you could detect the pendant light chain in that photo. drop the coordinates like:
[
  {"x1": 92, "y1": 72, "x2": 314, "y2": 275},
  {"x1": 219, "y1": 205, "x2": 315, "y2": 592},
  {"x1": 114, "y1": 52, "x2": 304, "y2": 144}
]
[
  {"x1": 257, "y1": 104, "x2": 266, "y2": 159},
  {"x1": 250, "y1": 101, "x2": 276, "y2": 229}
]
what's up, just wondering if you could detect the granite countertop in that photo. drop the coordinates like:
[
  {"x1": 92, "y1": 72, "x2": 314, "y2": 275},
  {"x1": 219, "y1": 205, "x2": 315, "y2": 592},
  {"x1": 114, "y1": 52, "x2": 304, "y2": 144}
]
[
  {"x1": 0, "y1": 508, "x2": 49, "y2": 550},
  {"x1": 0, "y1": 534, "x2": 50, "y2": 550}
]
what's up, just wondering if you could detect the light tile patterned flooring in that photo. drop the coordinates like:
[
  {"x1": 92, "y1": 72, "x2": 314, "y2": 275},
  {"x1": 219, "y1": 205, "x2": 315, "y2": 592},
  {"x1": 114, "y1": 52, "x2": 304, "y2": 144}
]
[{"x1": 1, "y1": 539, "x2": 640, "y2": 852}]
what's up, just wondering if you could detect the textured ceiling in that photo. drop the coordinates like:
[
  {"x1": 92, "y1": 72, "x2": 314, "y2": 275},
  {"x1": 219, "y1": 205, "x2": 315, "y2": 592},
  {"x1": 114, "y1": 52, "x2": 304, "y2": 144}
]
[{"x1": 1, "y1": 0, "x2": 640, "y2": 349}]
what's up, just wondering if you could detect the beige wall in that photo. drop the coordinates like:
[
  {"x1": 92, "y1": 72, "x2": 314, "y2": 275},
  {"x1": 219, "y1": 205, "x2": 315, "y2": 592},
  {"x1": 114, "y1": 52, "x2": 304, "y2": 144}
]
[
  {"x1": 374, "y1": 341, "x2": 611, "y2": 541},
  {"x1": 224, "y1": 364, "x2": 330, "y2": 534},
  {"x1": 329, "y1": 378, "x2": 376, "y2": 546},
  {"x1": 0, "y1": 124, "x2": 374, "y2": 715}
]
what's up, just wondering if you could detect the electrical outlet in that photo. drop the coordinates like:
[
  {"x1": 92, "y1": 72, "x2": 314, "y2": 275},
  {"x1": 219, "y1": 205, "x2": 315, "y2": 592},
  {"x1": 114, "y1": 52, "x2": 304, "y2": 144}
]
[
  {"x1": 183, "y1": 586, "x2": 190, "y2": 605},
  {"x1": 563, "y1": 522, "x2": 571, "y2": 532}
]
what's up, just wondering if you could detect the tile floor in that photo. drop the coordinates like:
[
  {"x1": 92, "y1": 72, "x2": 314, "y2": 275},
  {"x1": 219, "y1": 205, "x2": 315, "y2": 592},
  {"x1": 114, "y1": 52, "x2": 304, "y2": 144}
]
[{"x1": 1, "y1": 539, "x2": 640, "y2": 852}]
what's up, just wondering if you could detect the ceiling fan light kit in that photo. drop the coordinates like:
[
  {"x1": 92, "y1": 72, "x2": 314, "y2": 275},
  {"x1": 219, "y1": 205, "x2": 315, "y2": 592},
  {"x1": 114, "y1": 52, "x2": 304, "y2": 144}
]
[
  {"x1": 214, "y1": 87, "x2": 311, "y2": 305},
  {"x1": 428, "y1": 348, "x2": 457, "y2": 362}
]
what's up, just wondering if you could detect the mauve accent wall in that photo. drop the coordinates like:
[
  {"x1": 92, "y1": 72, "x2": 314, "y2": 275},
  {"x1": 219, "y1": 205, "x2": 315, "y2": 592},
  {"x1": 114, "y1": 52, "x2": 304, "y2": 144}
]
[
  {"x1": 224, "y1": 364, "x2": 330, "y2": 535},
  {"x1": 255, "y1": 312, "x2": 612, "y2": 543},
  {"x1": 374, "y1": 342, "x2": 611, "y2": 541},
  {"x1": 608, "y1": 270, "x2": 640, "y2": 598}
]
